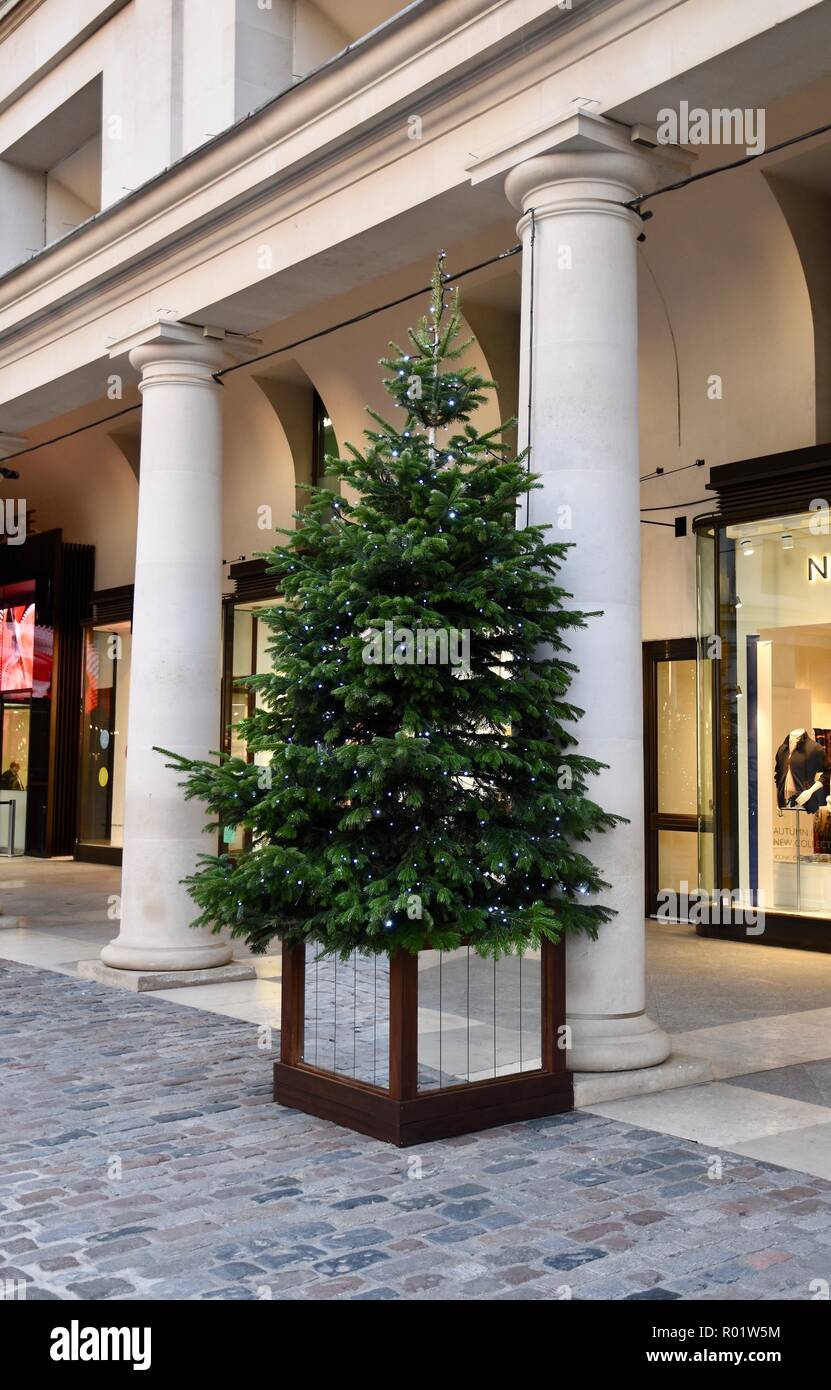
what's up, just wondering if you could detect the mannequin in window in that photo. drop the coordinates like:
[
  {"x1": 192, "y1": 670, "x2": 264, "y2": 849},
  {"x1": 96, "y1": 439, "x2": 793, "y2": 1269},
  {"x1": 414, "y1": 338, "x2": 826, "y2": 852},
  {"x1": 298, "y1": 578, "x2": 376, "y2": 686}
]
[{"x1": 774, "y1": 729, "x2": 829, "y2": 815}]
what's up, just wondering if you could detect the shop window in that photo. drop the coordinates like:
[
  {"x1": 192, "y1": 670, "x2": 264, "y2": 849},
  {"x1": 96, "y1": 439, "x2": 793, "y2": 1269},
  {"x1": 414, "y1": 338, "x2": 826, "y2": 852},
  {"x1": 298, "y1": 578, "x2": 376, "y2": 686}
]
[
  {"x1": 644, "y1": 640, "x2": 698, "y2": 913},
  {"x1": 0, "y1": 584, "x2": 36, "y2": 850},
  {"x1": 698, "y1": 511, "x2": 831, "y2": 922},
  {"x1": 312, "y1": 391, "x2": 338, "y2": 488},
  {"x1": 222, "y1": 598, "x2": 278, "y2": 854},
  {"x1": 77, "y1": 624, "x2": 132, "y2": 852},
  {"x1": 0, "y1": 580, "x2": 37, "y2": 856}
]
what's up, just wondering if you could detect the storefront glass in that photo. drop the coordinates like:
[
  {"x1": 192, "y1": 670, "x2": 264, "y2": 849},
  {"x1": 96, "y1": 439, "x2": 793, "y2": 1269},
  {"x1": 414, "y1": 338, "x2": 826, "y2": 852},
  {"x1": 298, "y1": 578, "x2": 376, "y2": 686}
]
[
  {"x1": 78, "y1": 623, "x2": 132, "y2": 850},
  {"x1": 698, "y1": 510, "x2": 831, "y2": 920},
  {"x1": 0, "y1": 580, "x2": 37, "y2": 856},
  {"x1": 224, "y1": 599, "x2": 277, "y2": 854}
]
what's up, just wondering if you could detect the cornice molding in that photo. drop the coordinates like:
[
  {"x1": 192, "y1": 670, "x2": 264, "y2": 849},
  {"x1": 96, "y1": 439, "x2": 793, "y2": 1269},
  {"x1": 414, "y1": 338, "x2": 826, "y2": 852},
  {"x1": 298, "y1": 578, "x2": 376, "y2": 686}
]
[
  {"x1": 0, "y1": 0, "x2": 44, "y2": 41},
  {"x1": 0, "y1": 0, "x2": 627, "y2": 339},
  {"x1": 0, "y1": 0, "x2": 801, "y2": 392},
  {"x1": 0, "y1": 0, "x2": 131, "y2": 113}
]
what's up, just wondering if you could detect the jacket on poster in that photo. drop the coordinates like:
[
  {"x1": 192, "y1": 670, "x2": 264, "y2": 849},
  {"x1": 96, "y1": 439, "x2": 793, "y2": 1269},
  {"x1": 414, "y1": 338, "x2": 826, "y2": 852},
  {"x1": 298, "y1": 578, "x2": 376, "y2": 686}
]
[{"x1": 774, "y1": 730, "x2": 830, "y2": 815}]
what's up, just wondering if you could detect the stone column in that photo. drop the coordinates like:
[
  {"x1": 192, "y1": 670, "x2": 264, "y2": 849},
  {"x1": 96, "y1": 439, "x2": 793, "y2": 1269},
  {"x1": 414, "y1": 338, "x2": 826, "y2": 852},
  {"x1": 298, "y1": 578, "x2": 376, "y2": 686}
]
[
  {"x1": 101, "y1": 323, "x2": 233, "y2": 974},
  {"x1": 504, "y1": 116, "x2": 671, "y2": 1072}
]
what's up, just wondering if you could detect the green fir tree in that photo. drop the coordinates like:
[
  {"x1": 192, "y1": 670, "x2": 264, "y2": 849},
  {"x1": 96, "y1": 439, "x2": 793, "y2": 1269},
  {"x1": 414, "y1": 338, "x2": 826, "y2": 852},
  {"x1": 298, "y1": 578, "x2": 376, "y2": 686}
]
[{"x1": 160, "y1": 256, "x2": 619, "y2": 958}]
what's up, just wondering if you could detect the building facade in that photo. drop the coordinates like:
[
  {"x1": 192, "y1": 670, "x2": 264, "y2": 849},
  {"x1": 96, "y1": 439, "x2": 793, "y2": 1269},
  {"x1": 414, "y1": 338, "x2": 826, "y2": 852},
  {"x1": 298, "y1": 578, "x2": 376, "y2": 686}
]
[{"x1": 1, "y1": 0, "x2": 831, "y2": 1075}]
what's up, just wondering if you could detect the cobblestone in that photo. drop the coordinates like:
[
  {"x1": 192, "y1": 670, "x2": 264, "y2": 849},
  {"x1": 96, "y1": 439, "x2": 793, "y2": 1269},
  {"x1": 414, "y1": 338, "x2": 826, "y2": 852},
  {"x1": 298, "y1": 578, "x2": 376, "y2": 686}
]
[{"x1": 2, "y1": 960, "x2": 830, "y2": 1301}]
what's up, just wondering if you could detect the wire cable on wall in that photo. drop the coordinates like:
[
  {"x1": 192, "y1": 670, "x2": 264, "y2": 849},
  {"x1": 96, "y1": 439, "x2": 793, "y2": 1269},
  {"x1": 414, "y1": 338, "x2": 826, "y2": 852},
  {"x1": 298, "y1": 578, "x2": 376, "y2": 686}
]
[
  {"x1": 5, "y1": 114, "x2": 831, "y2": 473},
  {"x1": 0, "y1": 244, "x2": 522, "y2": 466},
  {"x1": 625, "y1": 118, "x2": 831, "y2": 213},
  {"x1": 212, "y1": 245, "x2": 522, "y2": 381}
]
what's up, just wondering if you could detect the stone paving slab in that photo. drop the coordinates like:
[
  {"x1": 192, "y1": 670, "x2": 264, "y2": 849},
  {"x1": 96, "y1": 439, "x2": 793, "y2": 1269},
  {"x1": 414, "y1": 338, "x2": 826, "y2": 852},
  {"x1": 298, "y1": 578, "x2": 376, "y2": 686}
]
[{"x1": 1, "y1": 959, "x2": 830, "y2": 1302}]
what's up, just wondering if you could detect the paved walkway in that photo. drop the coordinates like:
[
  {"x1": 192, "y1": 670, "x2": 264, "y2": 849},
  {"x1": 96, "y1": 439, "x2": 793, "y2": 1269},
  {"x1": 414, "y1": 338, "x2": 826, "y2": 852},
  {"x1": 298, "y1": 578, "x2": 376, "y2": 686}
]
[
  {"x1": 2, "y1": 959, "x2": 830, "y2": 1302},
  {"x1": 4, "y1": 860, "x2": 831, "y2": 1179}
]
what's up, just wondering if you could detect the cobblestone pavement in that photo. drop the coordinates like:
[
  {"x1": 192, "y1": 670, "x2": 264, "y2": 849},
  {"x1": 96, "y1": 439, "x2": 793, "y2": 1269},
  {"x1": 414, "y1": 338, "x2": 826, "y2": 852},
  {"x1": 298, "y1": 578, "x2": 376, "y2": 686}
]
[{"x1": 2, "y1": 961, "x2": 830, "y2": 1302}]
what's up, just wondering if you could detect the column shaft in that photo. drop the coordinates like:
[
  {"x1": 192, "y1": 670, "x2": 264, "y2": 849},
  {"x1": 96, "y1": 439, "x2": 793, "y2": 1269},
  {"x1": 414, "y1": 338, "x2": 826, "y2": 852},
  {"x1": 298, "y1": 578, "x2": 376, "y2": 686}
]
[
  {"x1": 102, "y1": 327, "x2": 233, "y2": 971},
  {"x1": 508, "y1": 151, "x2": 670, "y2": 1072}
]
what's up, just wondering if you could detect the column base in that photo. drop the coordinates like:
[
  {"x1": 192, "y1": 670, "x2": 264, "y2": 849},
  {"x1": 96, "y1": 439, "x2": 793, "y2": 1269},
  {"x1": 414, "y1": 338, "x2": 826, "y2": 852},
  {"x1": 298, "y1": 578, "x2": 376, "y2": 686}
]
[
  {"x1": 100, "y1": 937, "x2": 234, "y2": 973},
  {"x1": 573, "y1": 1053, "x2": 714, "y2": 1106},
  {"x1": 79, "y1": 958, "x2": 254, "y2": 993},
  {"x1": 567, "y1": 1010, "x2": 671, "y2": 1073}
]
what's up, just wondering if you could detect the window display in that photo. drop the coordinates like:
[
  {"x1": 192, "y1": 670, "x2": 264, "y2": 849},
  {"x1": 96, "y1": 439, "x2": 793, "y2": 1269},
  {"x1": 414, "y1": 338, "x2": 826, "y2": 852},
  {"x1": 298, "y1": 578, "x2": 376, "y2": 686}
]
[
  {"x1": 0, "y1": 580, "x2": 36, "y2": 855},
  {"x1": 0, "y1": 601, "x2": 34, "y2": 691},
  {"x1": 698, "y1": 509, "x2": 831, "y2": 925}
]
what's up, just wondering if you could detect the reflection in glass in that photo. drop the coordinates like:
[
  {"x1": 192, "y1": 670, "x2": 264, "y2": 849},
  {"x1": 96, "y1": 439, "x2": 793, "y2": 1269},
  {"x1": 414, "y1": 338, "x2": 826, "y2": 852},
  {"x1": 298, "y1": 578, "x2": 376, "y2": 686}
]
[
  {"x1": 224, "y1": 599, "x2": 278, "y2": 855},
  {"x1": 0, "y1": 579, "x2": 37, "y2": 855},
  {"x1": 658, "y1": 829, "x2": 699, "y2": 896},
  {"x1": 657, "y1": 660, "x2": 697, "y2": 815},
  {"x1": 78, "y1": 624, "x2": 131, "y2": 848},
  {"x1": 0, "y1": 701, "x2": 29, "y2": 854}
]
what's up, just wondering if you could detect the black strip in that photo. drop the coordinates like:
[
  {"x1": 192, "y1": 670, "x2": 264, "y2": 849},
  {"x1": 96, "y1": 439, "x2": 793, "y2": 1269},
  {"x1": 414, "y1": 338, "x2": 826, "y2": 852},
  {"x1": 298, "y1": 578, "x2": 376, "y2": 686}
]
[{"x1": 747, "y1": 633, "x2": 759, "y2": 901}]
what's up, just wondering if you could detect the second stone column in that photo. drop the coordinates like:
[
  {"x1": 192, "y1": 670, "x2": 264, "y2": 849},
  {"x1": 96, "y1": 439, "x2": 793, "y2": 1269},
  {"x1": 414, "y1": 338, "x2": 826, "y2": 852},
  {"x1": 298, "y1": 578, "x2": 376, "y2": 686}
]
[
  {"x1": 101, "y1": 322, "x2": 234, "y2": 974},
  {"x1": 505, "y1": 120, "x2": 671, "y2": 1072}
]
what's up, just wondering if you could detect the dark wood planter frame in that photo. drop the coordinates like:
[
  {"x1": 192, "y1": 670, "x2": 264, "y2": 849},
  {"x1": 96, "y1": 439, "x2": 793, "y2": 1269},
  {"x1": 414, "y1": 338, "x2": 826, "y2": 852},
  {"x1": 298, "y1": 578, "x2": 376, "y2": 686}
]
[{"x1": 274, "y1": 937, "x2": 573, "y2": 1146}]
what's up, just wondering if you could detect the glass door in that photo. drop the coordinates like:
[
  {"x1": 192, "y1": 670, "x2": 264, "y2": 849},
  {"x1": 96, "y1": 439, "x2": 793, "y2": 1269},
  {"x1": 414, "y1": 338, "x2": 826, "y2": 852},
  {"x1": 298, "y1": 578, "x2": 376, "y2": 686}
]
[
  {"x1": 0, "y1": 699, "x2": 30, "y2": 855},
  {"x1": 77, "y1": 622, "x2": 132, "y2": 858},
  {"x1": 644, "y1": 639, "x2": 699, "y2": 915},
  {"x1": 0, "y1": 583, "x2": 36, "y2": 856},
  {"x1": 221, "y1": 599, "x2": 277, "y2": 855}
]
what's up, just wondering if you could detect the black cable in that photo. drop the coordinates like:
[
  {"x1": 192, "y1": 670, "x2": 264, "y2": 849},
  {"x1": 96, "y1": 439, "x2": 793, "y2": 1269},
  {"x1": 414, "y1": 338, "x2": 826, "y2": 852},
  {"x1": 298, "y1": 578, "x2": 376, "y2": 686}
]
[
  {"x1": 639, "y1": 253, "x2": 681, "y2": 448},
  {"x1": 641, "y1": 458, "x2": 706, "y2": 483},
  {"x1": 0, "y1": 244, "x2": 523, "y2": 464},
  {"x1": 0, "y1": 403, "x2": 142, "y2": 464},
  {"x1": 213, "y1": 244, "x2": 522, "y2": 380},
  {"x1": 10, "y1": 116, "x2": 831, "y2": 467},
  {"x1": 641, "y1": 518, "x2": 676, "y2": 527},
  {"x1": 626, "y1": 118, "x2": 831, "y2": 211}
]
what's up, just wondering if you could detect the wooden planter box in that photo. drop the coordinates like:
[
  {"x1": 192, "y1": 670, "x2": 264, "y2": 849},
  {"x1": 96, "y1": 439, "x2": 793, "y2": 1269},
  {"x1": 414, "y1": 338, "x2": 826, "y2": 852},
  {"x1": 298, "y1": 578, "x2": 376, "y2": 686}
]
[{"x1": 274, "y1": 938, "x2": 573, "y2": 1146}]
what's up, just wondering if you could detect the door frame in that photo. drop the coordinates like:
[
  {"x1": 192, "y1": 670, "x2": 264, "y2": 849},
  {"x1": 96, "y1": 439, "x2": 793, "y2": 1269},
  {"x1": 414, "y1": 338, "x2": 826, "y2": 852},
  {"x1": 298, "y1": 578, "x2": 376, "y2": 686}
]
[{"x1": 643, "y1": 637, "x2": 698, "y2": 915}]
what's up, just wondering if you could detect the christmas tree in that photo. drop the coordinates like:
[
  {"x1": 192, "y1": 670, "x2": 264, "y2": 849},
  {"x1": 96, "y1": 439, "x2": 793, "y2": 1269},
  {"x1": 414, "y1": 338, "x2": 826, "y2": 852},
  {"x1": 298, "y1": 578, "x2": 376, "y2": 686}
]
[{"x1": 161, "y1": 256, "x2": 618, "y2": 959}]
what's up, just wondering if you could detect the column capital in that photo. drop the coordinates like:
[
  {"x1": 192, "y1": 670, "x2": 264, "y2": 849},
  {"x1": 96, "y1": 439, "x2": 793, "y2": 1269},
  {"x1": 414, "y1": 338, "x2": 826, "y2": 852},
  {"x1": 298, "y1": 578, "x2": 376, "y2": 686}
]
[
  {"x1": 108, "y1": 320, "x2": 232, "y2": 389},
  {"x1": 468, "y1": 109, "x2": 690, "y2": 220}
]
